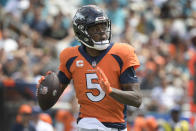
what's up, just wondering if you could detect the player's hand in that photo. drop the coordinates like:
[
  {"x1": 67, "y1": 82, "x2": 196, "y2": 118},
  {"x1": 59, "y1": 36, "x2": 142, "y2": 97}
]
[
  {"x1": 96, "y1": 67, "x2": 112, "y2": 95},
  {"x1": 36, "y1": 71, "x2": 52, "y2": 96},
  {"x1": 38, "y1": 71, "x2": 52, "y2": 84}
]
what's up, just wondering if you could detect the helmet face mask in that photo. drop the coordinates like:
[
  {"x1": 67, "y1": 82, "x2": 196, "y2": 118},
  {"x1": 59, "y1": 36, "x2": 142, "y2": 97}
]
[
  {"x1": 73, "y1": 5, "x2": 111, "y2": 50},
  {"x1": 87, "y1": 22, "x2": 110, "y2": 41}
]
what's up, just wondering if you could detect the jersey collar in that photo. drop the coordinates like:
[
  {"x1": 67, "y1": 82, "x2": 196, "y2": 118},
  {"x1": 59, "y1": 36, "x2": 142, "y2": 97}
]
[{"x1": 78, "y1": 43, "x2": 113, "y2": 67}]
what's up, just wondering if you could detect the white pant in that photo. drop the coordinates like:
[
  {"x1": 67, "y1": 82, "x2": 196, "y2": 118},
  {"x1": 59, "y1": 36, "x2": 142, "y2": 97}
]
[
  {"x1": 77, "y1": 118, "x2": 127, "y2": 131},
  {"x1": 77, "y1": 128, "x2": 127, "y2": 131}
]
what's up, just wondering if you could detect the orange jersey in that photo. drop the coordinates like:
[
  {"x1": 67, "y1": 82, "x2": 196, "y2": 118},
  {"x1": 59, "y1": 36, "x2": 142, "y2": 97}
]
[
  {"x1": 188, "y1": 52, "x2": 196, "y2": 112},
  {"x1": 59, "y1": 43, "x2": 140, "y2": 128}
]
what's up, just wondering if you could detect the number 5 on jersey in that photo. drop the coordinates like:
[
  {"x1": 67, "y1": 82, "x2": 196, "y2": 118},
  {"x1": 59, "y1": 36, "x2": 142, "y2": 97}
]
[{"x1": 86, "y1": 73, "x2": 106, "y2": 102}]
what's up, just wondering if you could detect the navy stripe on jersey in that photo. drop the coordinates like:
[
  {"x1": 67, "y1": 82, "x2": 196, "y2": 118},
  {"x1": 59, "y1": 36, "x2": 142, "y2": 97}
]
[
  {"x1": 120, "y1": 67, "x2": 138, "y2": 84},
  {"x1": 102, "y1": 122, "x2": 126, "y2": 130},
  {"x1": 57, "y1": 71, "x2": 70, "y2": 84},
  {"x1": 66, "y1": 56, "x2": 77, "y2": 73},
  {"x1": 111, "y1": 54, "x2": 123, "y2": 71},
  {"x1": 123, "y1": 105, "x2": 127, "y2": 126},
  {"x1": 78, "y1": 43, "x2": 114, "y2": 67}
]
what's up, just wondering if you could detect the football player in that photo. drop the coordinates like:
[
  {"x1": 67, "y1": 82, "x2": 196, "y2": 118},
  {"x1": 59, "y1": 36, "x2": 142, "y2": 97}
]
[{"x1": 37, "y1": 5, "x2": 142, "y2": 131}]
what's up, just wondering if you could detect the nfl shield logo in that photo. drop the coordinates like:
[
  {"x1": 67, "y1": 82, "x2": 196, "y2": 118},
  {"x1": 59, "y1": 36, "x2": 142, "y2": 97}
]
[{"x1": 92, "y1": 61, "x2": 96, "y2": 68}]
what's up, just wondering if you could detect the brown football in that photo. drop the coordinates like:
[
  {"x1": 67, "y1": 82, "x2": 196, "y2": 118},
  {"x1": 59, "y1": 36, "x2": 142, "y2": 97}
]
[{"x1": 37, "y1": 72, "x2": 60, "y2": 111}]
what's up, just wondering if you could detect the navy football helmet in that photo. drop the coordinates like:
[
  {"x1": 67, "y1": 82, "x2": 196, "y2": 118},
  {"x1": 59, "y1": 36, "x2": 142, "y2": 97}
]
[{"x1": 73, "y1": 5, "x2": 111, "y2": 50}]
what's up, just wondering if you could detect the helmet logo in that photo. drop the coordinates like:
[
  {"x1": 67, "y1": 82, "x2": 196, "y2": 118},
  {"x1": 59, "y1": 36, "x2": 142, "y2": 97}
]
[
  {"x1": 84, "y1": 38, "x2": 89, "y2": 42},
  {"x1": 75, "y1": 13, "x2": 85, "y2": 20},
  {"x1": 78, "y1": 25, "x2": 84, "y2": 30}
]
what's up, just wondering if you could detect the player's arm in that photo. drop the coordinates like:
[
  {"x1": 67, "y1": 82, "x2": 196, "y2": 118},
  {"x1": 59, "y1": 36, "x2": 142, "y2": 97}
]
[
  {"x1": 37, "y1": 71, "x2": 70, "y2": 111},
  {"x1": 109, "y1": 83, "x2": 142, "y2": 107},
  {"x1": 96, "y1": 67, "x2": 142, "y2": 107}
]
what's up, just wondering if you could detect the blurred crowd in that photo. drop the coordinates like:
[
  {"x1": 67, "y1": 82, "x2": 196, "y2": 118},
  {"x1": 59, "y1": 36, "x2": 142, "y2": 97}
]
[
  {"x1": 1, "y1": 0, "x2": 196, "y2": 130},
  {"x1": 11, "y1": 104, "x2": 77, "y2": 131}
]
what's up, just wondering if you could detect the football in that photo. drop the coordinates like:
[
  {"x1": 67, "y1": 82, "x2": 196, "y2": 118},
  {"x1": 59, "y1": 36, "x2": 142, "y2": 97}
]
[{"x1": 37, "y1": 72, "x2": 60, "y2": 111}]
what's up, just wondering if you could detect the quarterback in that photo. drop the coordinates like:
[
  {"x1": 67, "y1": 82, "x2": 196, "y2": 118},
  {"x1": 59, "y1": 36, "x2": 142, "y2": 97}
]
[{"x1": 37, "y1": 5, "x2": 142, "y2": 131}]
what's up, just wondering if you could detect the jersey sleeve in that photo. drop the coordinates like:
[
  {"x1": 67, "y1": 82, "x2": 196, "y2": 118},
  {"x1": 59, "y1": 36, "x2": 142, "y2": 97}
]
[
  {"x1": 58, "y1": 48, "x2": 72, "y2": 80},
  {"x1": 121, "y1": 44, "x2": 140, "y2": 73},
  {"x1": 120, "y1": 67, "x2": 139, "y2": 84}
]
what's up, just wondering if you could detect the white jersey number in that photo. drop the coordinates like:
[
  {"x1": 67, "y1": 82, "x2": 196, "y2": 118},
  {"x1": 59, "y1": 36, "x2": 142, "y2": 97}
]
[{"x1": 86, "y1": 73, "x2": 105, "y2": 102}]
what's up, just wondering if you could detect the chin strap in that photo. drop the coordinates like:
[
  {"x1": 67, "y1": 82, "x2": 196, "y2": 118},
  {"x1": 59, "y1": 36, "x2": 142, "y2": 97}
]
[{"x1": 92, "y1": 40, "x2": 110, "y2": 50}]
